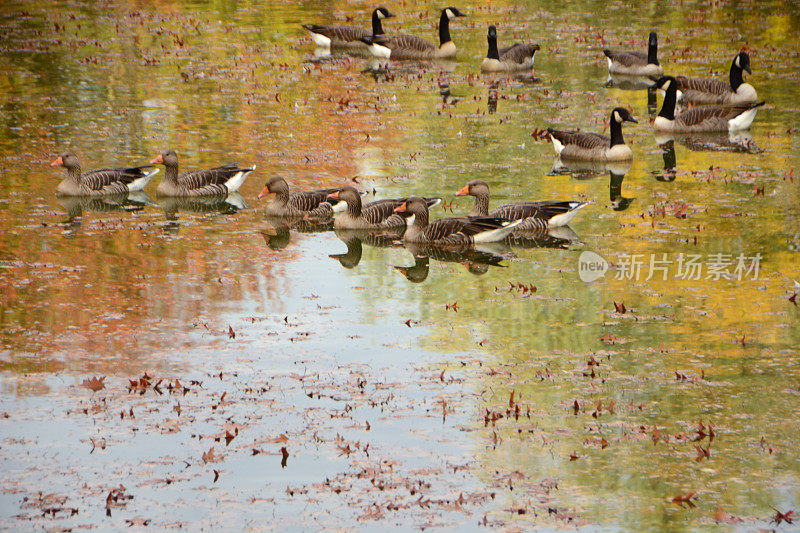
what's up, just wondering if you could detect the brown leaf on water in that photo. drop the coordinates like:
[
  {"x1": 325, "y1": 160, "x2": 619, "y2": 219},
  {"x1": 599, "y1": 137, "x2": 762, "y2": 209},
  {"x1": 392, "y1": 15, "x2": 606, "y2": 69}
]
[
  {"x1": 790, "y1": 293, "x2": 797, "y2": 306},
  {"x1": 613, "y1": 301, "x2": 626, "y2": 314},
  {"x1": 695, "y1": 443, "x2": 711, "y2": 462},
  {"x1": 81, "y1": 376, "x2": 105, "y2": 392},
  {"x1": 569, "y1": 451, "x2": 579, "y2": 461},
  {"x1": 572, "y1": 400, "x2": 580, "y2": 415},
  {"x1": 213, "y1": 470, "x2": 220, "y2": 483},
  {"x1": 228, "y1": 326, "x2": 235, "y2": 339},
  {"x1": 672, "y1": 491, "x2": 697, "y2": 508},
  {"x1": 266, "y1": 434, "x2": 289, "y2": 444},
  {"x1": 280, "y1": 446, "x2": 289, "y2": 468},
  {"x1": 652, "y1": 426, "x2": 661, "y2": 446},
  {"x1": 202, "y1": 447, "x2": 219, "y2": 464},
  {"x1": 771, "y1": 508, "x2": 795, "y2": 525},
  {"x1": 713, "y1": 504, "x2": 743, "y2": 524},
  {"x1": 599, "y1": 333, "x2": 619, "y2": 344},
  {"x1": 224, "y1": 430, "x2": 235, "y2": 446}
]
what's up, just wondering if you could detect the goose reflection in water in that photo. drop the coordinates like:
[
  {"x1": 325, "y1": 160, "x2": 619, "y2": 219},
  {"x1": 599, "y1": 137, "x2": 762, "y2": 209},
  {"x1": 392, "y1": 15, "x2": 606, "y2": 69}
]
[
  {"x1": 438, "y1": 77, "x2": 461, "y2": 107},
  {"x1": 258, "y1": 217, "x2": 335, "y2": 251},
  {"x1": 654, "y1": 130, "x2": 760, "y2": 154},
  {"x1": 551, "y1": 159, "x2": 634, "y2": 211},
  {"x1": 328, "y1": 229, "x2": 403, "y2": 269},
  {"x1": 394, "y1": 242, "x2": 508, "y2": 283},
  {"x1": 57, "y1": 191, "x2": 154, "y2": 235},
  {"x1": 158, "y1": 192, "x2": 248, "y2": 232}
]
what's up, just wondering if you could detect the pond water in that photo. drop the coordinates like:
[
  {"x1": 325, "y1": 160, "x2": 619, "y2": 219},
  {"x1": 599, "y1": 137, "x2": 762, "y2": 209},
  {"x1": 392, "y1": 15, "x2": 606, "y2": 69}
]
[{"x1": 1, "y1": 0, "x2": 799, "y2": 530}]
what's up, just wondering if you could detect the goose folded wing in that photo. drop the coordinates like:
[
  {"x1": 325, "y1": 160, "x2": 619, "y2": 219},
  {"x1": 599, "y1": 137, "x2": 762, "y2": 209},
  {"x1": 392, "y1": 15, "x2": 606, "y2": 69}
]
[
  {"x1": 492, "y1": 201, "x2": 576, "y2": 220},
  {"x1": 302, "y1": 24, "x2": 369, "y2": 41},
  {"x1": 604, "y1": 50, "x2": 647, "y2": 66},
  {"x1": 678, "y1": 104, "x2": 754, "y2": 127},
  {"x1": 675, "y1": 76, "x2": 730, "y2": 96},
  {"x1": 362, "y1": 199, "x2": 403, "y2": 223},
  {"x1": 499, "y1": 43, "x2": 539, "y2": 63},
  {"x1": 290, "y1": 188, "x2": 340, "y2": 211},
  {"x1": 551, "y1": 131, "x2": 610, "y2": 149},
  {"x1": 376, "y1": 33, "x2": 435, "y2": 52}
]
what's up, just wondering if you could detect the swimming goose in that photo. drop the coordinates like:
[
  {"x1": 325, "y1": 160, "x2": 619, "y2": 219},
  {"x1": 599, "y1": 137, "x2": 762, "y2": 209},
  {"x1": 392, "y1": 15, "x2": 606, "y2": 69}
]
[
  {"x1": 360, "y1": 7, "x2": 466, "y2": 60},
  {"x1": 302, "y1": 7, "x2": 394, "y2": 49},
  {"x1": 258, "y1": 176, "x2": 352, "y2": 217},
  {"x1": 150, "y1": 150, "x2": 254, "y2": 197},
  {"x1": 328, "y1": 186, "x2": 441, "y2": 229},
  {"x1": 673, "y1": 51, "x2": 757, "y2": 105},
  {"x1": 395, "y1": 197, "x2": 521, "y2": 245},
  {"x1": 481, "y1": 25, "x2": 540, "y2": 73},
  {"x1": 455, "y1": 180, "x2": 587, "y2": 230},
  {"x1": 604, "y1": 32, "x2": 663, "y2": 77},
  {"x1": 548, "y1": 107, "x2": 638, "y2": 161},
  {"x1": 653, "y1": 76, "x2": 765, "y2": 132},
  {"x1": 51, "y1": 152, "x2": 158, "y2": 196}
]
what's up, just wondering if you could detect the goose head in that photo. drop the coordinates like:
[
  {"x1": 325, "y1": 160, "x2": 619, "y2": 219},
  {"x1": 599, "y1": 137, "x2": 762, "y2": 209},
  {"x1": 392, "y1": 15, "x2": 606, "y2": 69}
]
[
  {"x1": 443, "y1": 6, "x2": 467, "y2": 19},
  {"x1": 455, "y1": 179, "x2": 489, "y2": 198},
  {"x1": 735, "y1": 51, "x2": 752, "y2": 75},
  {"x1": 611, "y1": 107, "x2": 638, "y2": 124},
  {"x1": 393, "y1": 197, "x2": 428, "y2": 217},
  {"x1": 648, "y1": 32, "x2": 658, "y2": 48},
  {"x1": 374, "y1": 6, "x2": 394, "y2": 19},
  {"x1": 654, "y1": 75, "x2": 676, "y2": 94},
  {"x1": 327, "y1": 186, "x2": 361, "y2": 208},
  {"x1": 487, "y1": 25, "x2": 497, "y2": 40},
  {"x1": 258, "y1": 176, "x2": 289, "y2": 199},
  {"x1": 50, "y1": 151, "x2": 80, "y2": 170},
  {"x1": 150, "y1": 149, "x2": 179, "y2": 167}
]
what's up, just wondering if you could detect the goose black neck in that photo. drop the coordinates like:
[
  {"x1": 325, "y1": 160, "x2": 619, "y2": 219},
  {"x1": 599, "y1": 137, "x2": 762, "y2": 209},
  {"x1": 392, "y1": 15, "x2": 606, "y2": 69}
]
[
  {"x1": 471, "y1": 193, "x2": 490, "y2": 216},
  {"x1": 658, "y1": 83, "x2": 677, "y2": 121},
  {"x1": 487, "y1": 32, "x2": 499, "y2": 60},
  {"x1": 346, "y1": 194, "x2": 362, "y2": 217},
  {"x1": 439, "y1": 11, "x2": 451, "y2": 45},
  {"x1": 729, "y1": 58, "x2": 744, "y2": 91},
  {"x1": 371, "y1": 11, "x2": 385, "y2": 36},
  {"x1": 647, "y1": 39, "x2": 658, "y2": 65},
  {"x1": 609, "y1": 117, "x2": 625, "y2": 148}
]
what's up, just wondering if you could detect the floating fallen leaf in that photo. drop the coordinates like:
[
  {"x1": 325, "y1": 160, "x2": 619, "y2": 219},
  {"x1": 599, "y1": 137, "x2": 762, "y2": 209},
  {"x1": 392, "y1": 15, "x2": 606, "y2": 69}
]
[
  {"x1": 672, "y1": 491, "x2": 697, "y2": 508},
  {"x1": 81, "y1": 376, "x2": 105, "y2": 392},
  {"x1": 280, "y1": 446, "x2": 289, "y2": 468},
  {"x1": 771, "y1": 508, "x2": 795, "y2": 525},
  {"x1": 228, "y1": 326, "x2": 235, "y2": 339}
]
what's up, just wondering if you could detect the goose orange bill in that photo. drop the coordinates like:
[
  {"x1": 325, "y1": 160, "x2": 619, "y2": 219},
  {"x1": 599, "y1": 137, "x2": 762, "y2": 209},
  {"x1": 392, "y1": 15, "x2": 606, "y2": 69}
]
[
  {"x1": 393, "y1": 202, "x2": 407, "y2": 213},
  {"x1": 258, "y1": 184, "x2": 272, "y2": 199},
  {"x1": 326, "y1": 191, "x2": 340, "y2": 201},
  {"x1": 150, "y1": 154, "x2": 163, "y2": 164},
  {"x1": 455, "y1": 185, "x2": 470, "y2": 196},
  {"x1": 50, "y1": 156, "x2": 63, "y2": 167}
]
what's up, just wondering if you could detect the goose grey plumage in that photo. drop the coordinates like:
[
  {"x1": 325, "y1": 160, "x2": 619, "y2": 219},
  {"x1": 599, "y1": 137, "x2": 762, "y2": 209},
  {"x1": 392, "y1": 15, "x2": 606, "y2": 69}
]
[
  {"x1": 51, "y1": 152, "x2": 158, "y2": 196},
  {"x1": 455, "y1": 180, "x2": 587, "y2": 230},
  {"x1": 328, "y1": 186, "x2": 441, "y2": 230},
  {"x1": 548, "y1": 107, "x2": 638, "y2": 161},
  {"x1": 673, "y1": 51, "x2": 757, "y2": 105},
  {"x1": 302, "y1": 7, "x2": 394, "y2": 48},
  {"x1": 604, "y1": 32, "x2": 663, "y2": 77},
  {"x1": 258, "y1": 176, "x2": 351, "y2": 217},
  {"x1": 360, "y1": 7, "x2": 466, "y2": 60},
  {"x1": 395, "y1": 197, "x2": 521, "y2": 245},
  {"x1": 481, "y1": 25, "x2": 539, "y2": 72},
  {"x1": 150, "y1": 150, "x2": 254, "y2": 197},
  {"x1": 654, "y1": 76, "x2": 765, "y2": 132}
]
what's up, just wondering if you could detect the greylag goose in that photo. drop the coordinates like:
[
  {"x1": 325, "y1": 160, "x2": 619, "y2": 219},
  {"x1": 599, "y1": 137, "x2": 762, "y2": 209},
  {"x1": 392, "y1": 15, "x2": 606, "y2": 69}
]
[
  {"x1": 481, "y1": 25, "x2": 539, "y2": 73},
  {"x1": 455, "y1": 180, "x2": 587, "y2": 229},
  {"x1": 258, "y1": 176, "x2": 352, "y2": 217},
  {"x1": 150, "y1": 150, "x2": 254, "y2": 197},
  {"x1": 51, "y1": 152, "x2": 158, "y2": 196},
  {"x1": 672, "y1": 51, "x2": 757, "y2": 105},
  {"x1": 548, "y1": 107, "x2": 638, "y2": 161},
  {"x1": 302, "y1": 7, "x2": 394, "y2": 49},
  {"x1": 394, "y1": 197, "x2": 521, "y2": 245},
  {"x1": 604, "y1": 32, "x2": 663, "y2": 77},
  {"x1": 360, "y1": 7, "x2": 466, "y2": 60},
  {"x1": 653, "y1": 76, "x2": 765, "y2": 132},
  {"x1": 328, "y1": 186, "x2": 441, "y2": 230}
]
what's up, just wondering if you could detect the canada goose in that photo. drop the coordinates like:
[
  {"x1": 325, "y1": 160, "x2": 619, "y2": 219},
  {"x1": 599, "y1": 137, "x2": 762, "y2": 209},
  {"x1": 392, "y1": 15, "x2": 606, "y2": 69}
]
[
  {"x1": 51, "y1": 152, "x2": 158, "y2": 196},
  {"x1": 150, "y1": 150, "x2": 255, "y2": 197},
  {"x1": 672, "y1": 51, "x2": 757, "y2": 105},
  {"x1": 258, "y1": 176, "x2": 352, "y2": 217},
  {"x1": 394, "y1": 197, "x2": 522, "y2": 245},
  {"x1": 301, "y1": 7, "x2": 394, "y2": 49},
  {"x1": 653, "y1": 76, "x2": 765, "y2": 132},
  {"x1": 481, "y1": 25, "x2": 540, "y2": 73},
  {"x1": 360, "y1": 7, "x2": 466, "y2": 60},
  {"x1": 604, "y1": 32, "x2": 663, "y2": 77},
  {"x1": 455, "y1": 180, "x2": 588, "y2": 230},
  {"x1": 548, "y1": 107, "x2": 638, "y2": 161},
  {"x1": 327, "y1": 186, "x2": 441, "y2": 230}
]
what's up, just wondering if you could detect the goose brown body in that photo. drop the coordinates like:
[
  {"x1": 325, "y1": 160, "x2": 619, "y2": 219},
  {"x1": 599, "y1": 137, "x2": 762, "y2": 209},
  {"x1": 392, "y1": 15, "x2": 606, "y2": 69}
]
[
  {"x1": 456, "y1": 180, "x2": 587, "y2": 230},
  {"x1": 604, "y1": 32, "x2": 663, "y2": 77},
  {"x1": 302, "y1": 7, "x2": 394, "y2": 48},
  {"x1": 259, "y1": 176, "x2": 344, "y2": 217},
  {"x1": 548, "y1": 107, "x2": 638, "y2": 161},
  {"x1": 329, "y1": 187, "x2": 440, "y2": 229},
  {"x1": 51, "y1": 152, "x2": 158, "y2": 197},
  {"x1": 363, "y1": 7, "x2": 465, "y2": 60},
  {"x1": 151, "y1": 150, "x2": 254, "y2": 197},
  {"x1": 396, "y1": 197, "x2": 520, "y2": 245},
  {"x1": 481, "y1": 25, "x2": 539, "y2": 72},
  {"x1": 673, "y1": 52, "x2": 757, "y2": 105}
]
